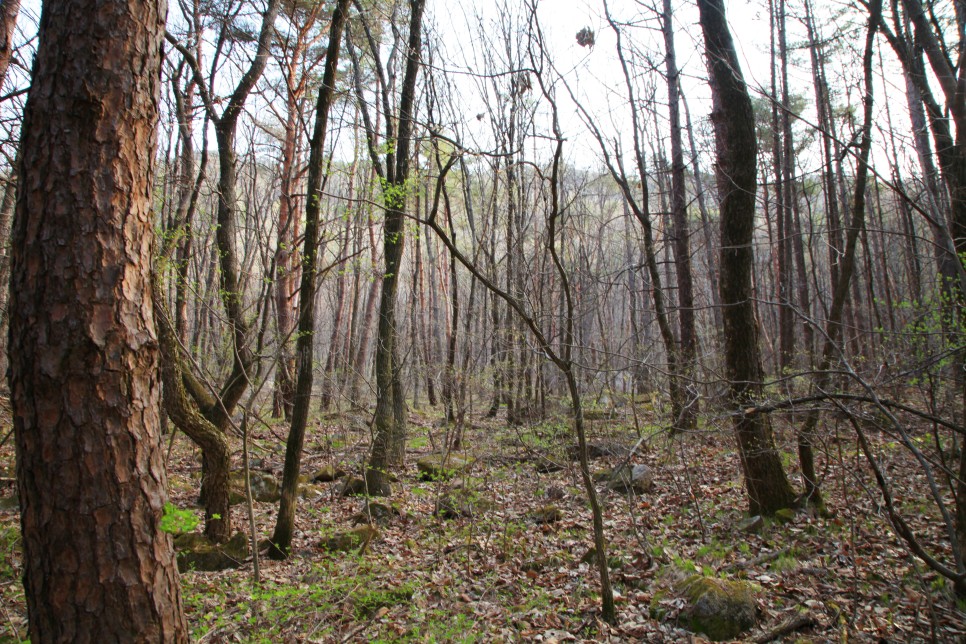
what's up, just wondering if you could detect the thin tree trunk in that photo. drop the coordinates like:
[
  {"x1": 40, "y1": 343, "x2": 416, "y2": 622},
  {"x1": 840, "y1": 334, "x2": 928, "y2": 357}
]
[
  {"x1": 269, "y1": 0, "x2": 350, "y2": 559},
  {"x1": 698, "y1": 0, "x2": 797, "y2": 516}
]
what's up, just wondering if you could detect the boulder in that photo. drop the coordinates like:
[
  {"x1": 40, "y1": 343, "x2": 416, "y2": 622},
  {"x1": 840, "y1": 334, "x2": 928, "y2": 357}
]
[
  {"x1": 678, "y1": 575, "x2": 759, "y2": 641},
  {"x1": 0, "y1": 491, "x2": 18, "y2": 511},
  {"x1": 736, "y1": 515, "x2": 764, "y2": 534},
  {"x1": 312, "y1": 465, "x2": 346, "y2": 483},
  {"x1": 340, "y1": 476, "x2": 369, "y2": 497},
  {"x1": 229, "y1": 470, "x2": 280, "y2": 504},
  {"x1": 416, "y1": 453, "x2": 473, "y2": 481},
  {"x1": 299, "y1": 483, "x2": 325, "y2": 500},
  {"x1": 352, "y1": 501, "x2": 401, "y2": 526},
  {"x1": 529, "y1": 505, "x2": 563, "y2": 524},
  {"x1": 320, "y1": 525, "x2": 379, "y2": 553},
  {"x1": 534, "y1": 455, "x2": 564, "y2": 473},
  {"x1": 607, "y1": 464, "x2": 654, "y2": 494},
  {"x1": 175, "y1": 531, "x2": 249, "y2": 572}
]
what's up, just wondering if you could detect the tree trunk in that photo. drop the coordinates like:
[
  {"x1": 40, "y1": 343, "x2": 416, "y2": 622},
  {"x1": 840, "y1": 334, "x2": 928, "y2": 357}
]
[
  {"x1": 9, "y1": 0, "x2": 187, "y2": 636},
  {"x1": 270, "y1": 0, "x2": 350, "y2": 559},
  {"x1": 0, "y1": 0, "x2": 19, "y2": 91},
  {"x1": 698, "y1": 0, "x2": 797, "y2": 516},
  {"x1": 362, "y1": 0, "x2": 426, "y2": 495},
  {"x1": 662, "y1": 0, "x2": 698, "y2": 430}
]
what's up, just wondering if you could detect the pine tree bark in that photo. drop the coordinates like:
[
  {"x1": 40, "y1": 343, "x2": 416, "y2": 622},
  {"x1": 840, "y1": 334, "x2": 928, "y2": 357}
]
[
  {"x1": 697, "y1": 0, "x2": 797, "y2": 516},
  {"x1": 9, "y1": 0, "x2": 188, "y2": 637}
]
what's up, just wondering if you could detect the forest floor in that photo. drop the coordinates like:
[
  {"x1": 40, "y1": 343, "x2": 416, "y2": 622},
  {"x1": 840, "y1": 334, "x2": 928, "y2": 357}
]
[{"x1": 2, "y1": 397, "x2": 966, "y2": 642}]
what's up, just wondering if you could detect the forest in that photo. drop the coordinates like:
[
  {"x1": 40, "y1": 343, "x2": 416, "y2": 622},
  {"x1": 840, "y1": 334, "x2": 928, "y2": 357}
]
[{"x1": 1, "y1": 0, "x2": 966, "y2": 640}]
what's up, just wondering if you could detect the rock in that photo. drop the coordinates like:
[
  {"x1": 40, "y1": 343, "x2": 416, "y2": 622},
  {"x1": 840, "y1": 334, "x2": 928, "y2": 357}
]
[
  {"x1": 678, "y1": 575, "x2": 759, "y2": 641},
  {"x1": 229, "y1": 470, "x2": 280, "y2": 504},
  {"x1": 341, "y1": 476, "x2": 369, "y2": 497},
  {"x1": 607, "y1": 464, "x2": 653, "y2": 494},
  {"x1": 299, "y1": 483, "x2": 325, "y2": 500},
  {"x1": 312, "y1": 465, "x2": 346, "y2": 483},
  {"x1": 352, "y1": 501, "x2": 401, "y2": 526},
  {"x1": 175, "y1": 531, "x2": 249, "y2": 572},
  {"x1": 416, "y1": 453, "x2": 473, "y2": 481},
  {"x1": 773, "y1": 508, "x2": 797, "y2": 524},
  {"x1": 0, "y1": 492, "x2": 18, "y2": 511},
  {"x1": 320, "y1": 525, "x2": 379, "y2": 553},
  {"x1": 737, "y1": 515, "x2": 763, "y2": 534},
  {"x1": 545, "y1": 485, "x2": 566, "y2": 501},
  {"x1": 534, "y1": 456, "x2": 564, "y2": 473},
  {"x1": 435, "y1": 488, "x2": 493, "y2": 519},
  {"x1": 529, "y1": 505, "x2": 562, "y2": 524}
]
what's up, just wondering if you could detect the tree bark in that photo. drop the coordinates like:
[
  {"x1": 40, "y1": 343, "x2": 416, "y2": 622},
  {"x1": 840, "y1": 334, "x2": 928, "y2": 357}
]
[
  {"x1": 9, "y1": 0, "x2": 188, "y2": 637},
  {"x1": 269, "y1": 0, "x2": 350, "y2": 559},
  {"x1": 0, "y1": 0, "x2": 19, "y2": 91},
  {"x1": 697, "y1": 0, "x2": 797, "y2": 516}
]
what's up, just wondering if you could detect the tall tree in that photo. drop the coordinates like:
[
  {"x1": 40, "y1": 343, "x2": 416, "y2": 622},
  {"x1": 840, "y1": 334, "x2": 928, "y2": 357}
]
[
  {"x1": 8, "y1": 0, "x2": 188, "y2": 637},
  {"x1": 697, "y1": 0, "x2": 797, "y2": 515},
  {"x1": 661, "y1": 0, "x2": 698, "y2": 430},
  {"x1": 349, "y1": 0, "x2": 426, "y2": 495},
  {"x1": 0, "y1": 0, "x2": 19, "y2": 92},
  {"x1": 270, "y1": 0, "x2": 351, "y2": 559},
  {"x1": 162, "y1": 0, "x2": 281, "y2": 541}
]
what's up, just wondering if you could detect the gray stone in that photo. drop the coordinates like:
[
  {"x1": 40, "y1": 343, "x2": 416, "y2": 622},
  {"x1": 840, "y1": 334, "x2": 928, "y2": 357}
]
[
  {"x1": 229, "y1": 470, "x2": 280, "y2": 504},
  {"x1": 737, "y1": 515, "x2": 763, "y2": 534},
  {"x1": 607, "y1": 463, "x2": 654, "y2": 494}
]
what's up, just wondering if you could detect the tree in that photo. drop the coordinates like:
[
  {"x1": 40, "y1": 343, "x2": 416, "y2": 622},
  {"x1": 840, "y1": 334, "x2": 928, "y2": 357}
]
[
  {"x1": 270, "y1": 0, "x2": 351, "y2": 559},
  {"x1": 0, "y1": 0, "x2": 19, "y2": 92},
  {"x1": 8, "y1": 0, "x2": 188, "y2": 638},
  {"x1": 162, "y1": 0, "x2": 281, "y2": 541},
  {"x1": 348, "y1": 0, "x2": 427, "y2": 495},
  {"x1": 697, "y1": 0, "x2": 797, "y2": 516}
]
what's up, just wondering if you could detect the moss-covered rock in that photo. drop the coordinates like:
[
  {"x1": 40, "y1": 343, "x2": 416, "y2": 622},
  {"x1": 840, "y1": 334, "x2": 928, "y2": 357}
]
[
  {"x1": 678, "y1": 575, "x2": 759, "y2": 641},
  {"x1": 299, "y1": 483, "x2": 325, "y2": 500},
  {"x1": 340, "y1": 476, "x2": 369, "y2": 496},
  {"x1": 228, "y1": 470, "x2": 280, "y2": 504},
  {"x1": 773, "y1": 508, "x2": 797, "y2": 524},
  {"x1": 529, "y1": 505, "x2": 563, "y2": 524},
  {"x1": 174, "y1": 531, "x2": 249, "y2": 572},
  {"x1": 320, "y1": 525, "x2": 380, "y2": 553},
  {"x1": 352, "y1": 501, "x2": 401, "y2": 526},
  {"x1": 534, "y1": 455, "x2": 564, "y2": 473},
  {"x1": 312, "y1": 465, "x2": 346, "y2": 483},
  {"x1": 416, "y1": 453, "x2": 473, "y2": 481}
]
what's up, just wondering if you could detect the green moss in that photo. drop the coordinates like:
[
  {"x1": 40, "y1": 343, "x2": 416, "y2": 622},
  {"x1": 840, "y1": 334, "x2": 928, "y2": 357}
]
[{"x1": 678, "y1": 575, "x2": 759, "y2": 641}]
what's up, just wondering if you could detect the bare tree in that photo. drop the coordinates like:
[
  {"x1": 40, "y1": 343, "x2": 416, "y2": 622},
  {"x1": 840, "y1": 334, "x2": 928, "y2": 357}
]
[{"x1": 697, "y1": 0, "x2": 797, "y2": 516}]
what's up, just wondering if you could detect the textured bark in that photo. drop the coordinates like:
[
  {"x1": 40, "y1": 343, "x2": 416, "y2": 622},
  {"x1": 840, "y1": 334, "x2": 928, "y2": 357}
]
[
  {"x1": 0, "y1": 0, "x2": 19, "y2": 91},
  {"x1": 697, "y1": 0, "x2": 796, "y2": 516},
  {"x1": 270, "y1": 0, "x2": 350, "y2": 559},
  {"x1": 8, "y1": 0, "x2": 188, "y2": 638}
]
